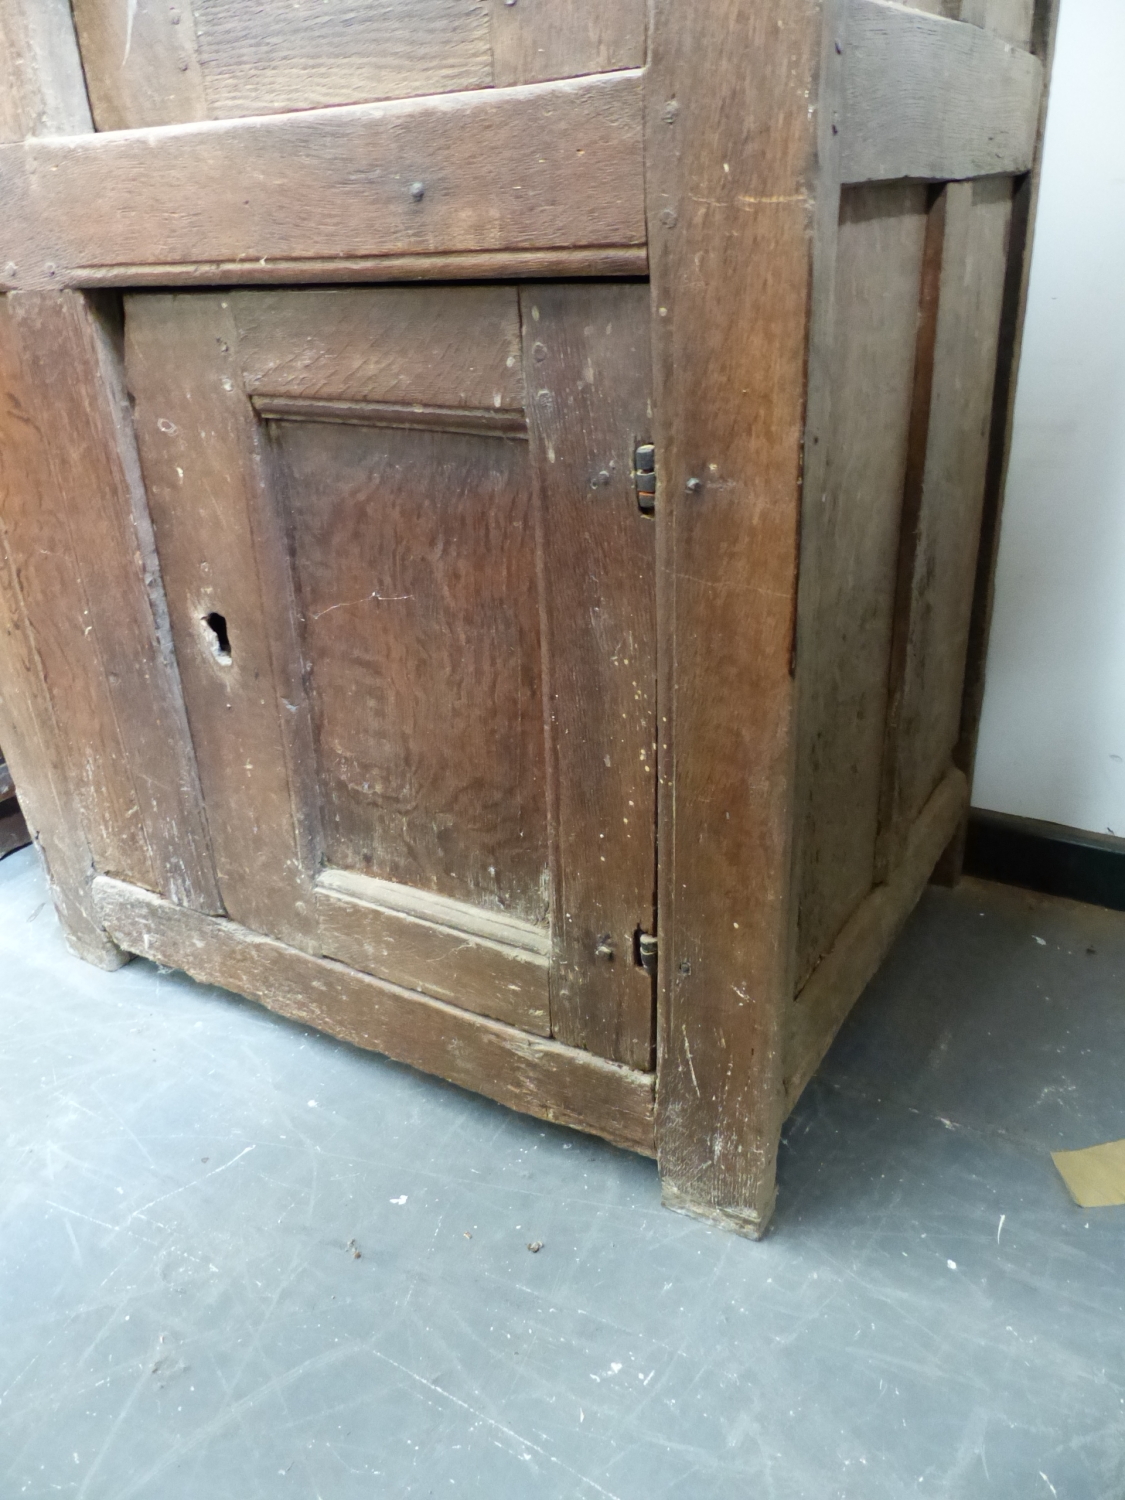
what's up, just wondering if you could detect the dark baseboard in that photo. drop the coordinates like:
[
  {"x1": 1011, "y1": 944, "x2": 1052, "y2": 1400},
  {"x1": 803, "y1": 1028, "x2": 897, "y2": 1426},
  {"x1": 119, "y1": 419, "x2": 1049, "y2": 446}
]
[{"x1": 964, "y1": 808, "x2": 1125, "y2": 913}]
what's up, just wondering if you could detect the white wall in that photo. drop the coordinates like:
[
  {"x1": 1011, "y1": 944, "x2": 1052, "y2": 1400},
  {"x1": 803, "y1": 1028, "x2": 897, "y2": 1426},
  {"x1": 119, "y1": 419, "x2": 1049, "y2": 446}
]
[{"x1": 973, "y1": 0, "x2": 1125, "y2": 837}]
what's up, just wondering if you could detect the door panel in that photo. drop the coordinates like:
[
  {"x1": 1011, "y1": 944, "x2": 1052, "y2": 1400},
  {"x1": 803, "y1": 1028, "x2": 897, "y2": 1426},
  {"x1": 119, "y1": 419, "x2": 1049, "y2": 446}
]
[
  {"x1": 124, "y1": 282, "x2": 657, "y2": 1062},
  {"x1": 275, "y1": 419, "x2": 547, "y2": 921}
]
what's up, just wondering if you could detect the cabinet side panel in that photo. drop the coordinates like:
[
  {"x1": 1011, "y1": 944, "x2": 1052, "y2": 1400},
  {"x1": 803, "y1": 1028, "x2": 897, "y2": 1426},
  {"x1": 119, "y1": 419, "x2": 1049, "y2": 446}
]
[
  {"x1": 795, "y1": 182, "x2": 928, "y2": 984},
  {"x1": 879, "y1": 177, "x2": 1013, "y2": 864}
]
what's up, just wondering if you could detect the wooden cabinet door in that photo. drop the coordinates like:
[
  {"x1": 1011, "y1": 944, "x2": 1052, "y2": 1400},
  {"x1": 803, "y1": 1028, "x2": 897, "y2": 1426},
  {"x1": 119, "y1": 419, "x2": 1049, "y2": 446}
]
[{"x1": 122, "y1": 282, "x2": 657, "y2": 1069}]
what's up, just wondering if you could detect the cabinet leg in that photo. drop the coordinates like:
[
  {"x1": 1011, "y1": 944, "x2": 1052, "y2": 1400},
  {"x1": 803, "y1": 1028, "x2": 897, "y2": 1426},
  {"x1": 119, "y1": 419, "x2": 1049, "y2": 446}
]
[
  {"x1": 660, "y1": 1174, "x2": 778, "y2": 1241},
  {"x1": 31, "y1": 837, "x2": 129, "y2": 971},
  {"x1": 931, "y1": 812, "x2": 969, "y2": 889}
]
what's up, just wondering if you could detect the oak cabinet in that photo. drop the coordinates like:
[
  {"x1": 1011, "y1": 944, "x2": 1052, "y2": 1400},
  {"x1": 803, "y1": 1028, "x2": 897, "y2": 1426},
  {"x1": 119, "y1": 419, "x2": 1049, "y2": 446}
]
[{"x1": 0, "y1": 0, "x2": 1052, "y2": 1233}]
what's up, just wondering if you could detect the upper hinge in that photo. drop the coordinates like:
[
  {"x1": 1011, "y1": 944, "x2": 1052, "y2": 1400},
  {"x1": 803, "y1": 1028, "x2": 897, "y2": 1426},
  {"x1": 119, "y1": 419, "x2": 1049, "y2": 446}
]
[
  {"x1": 634, "y1": 443, "x2": 656, "y2": 515},
  {"x1": 637, "y1": 930, "x2": 658, "y2": 978}
]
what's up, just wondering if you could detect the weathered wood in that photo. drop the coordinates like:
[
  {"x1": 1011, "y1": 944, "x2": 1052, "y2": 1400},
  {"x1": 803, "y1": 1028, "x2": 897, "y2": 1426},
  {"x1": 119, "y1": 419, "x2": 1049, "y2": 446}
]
[
  {"x1": 785, "y1": 767, "x2": 967, "y2": 1111},
  {"x1": 236, "y1": 285, "x2": 525, "y2": 413},
  {"x1": 648, "y1": 0, "x2": 827, "y2": 1236},
  {"x1": 0, "y1": 534, "x2": 123, "y2": 964},
  {"x1": 73, "y1": 0, "x2": 493, "y2": 129},
  {"x1": 0, "y1": 0, "x2": 92, "y2": 141},
  {"x1": 0, "y1": 73, "x2": 645, "y2": 293},
  {"x1": 949, "y1": 0, "x2": 1058, "y2": 878},
  {"x1": 0, "y1": 9, "x2": 117, "y2": 963},
  {"x1": 490, "y1": 0, "x2": 645, "y2": 86},
  {"x1": 0, "y1": 0, "x2": 1061, "y2": 1228},
  {"x1": 319, "y1": 869, "x2": 551, "y2": 955},
  {"x1": 0, "y1": 292, "x2": 221, "y2": 934},
  {"x1": 251, "y1": 398, "x2": 527, "y2": 439},
  {"x1": 94, "y1": 874, "x2": 657, "y2": 1156},
  {"x1": 277, "y1": 418, "x2": 549, "y2": 925},
  {"x1": 878, "y1": 178, "x2": 1014, "y2": 872},
  {"x1": 795, "y1": 181, "x2": 929, "y2": 985},
  {"x1": 960, "y1": 0, "x2": 1035, "y2": 47},
  {"x1": 522, "y1": 282, "x2": 657, "y2": 1071},
  {"x1": 70, "y1": 0, "x2": 206, "y2": 132},
  {"x1": 194, "y1": 0, "x2": 493, "y2": 119},
  {"x1": 840, "y1": 0, "x2": 1042, "y2": 183},
  {"x1": 125, "y1": 293, "x2": 321, "y2": 951},
  {"x1": 316, "y1": 871, "x2": 550, "y2": 1035},
  {"x1": 56, "y1": 248, "x2": 650, "y2": 291}
]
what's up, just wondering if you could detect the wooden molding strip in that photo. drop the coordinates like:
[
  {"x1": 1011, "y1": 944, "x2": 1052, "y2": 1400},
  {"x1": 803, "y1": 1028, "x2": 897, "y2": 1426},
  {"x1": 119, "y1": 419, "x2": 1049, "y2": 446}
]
[
  {"x1": 783, "y1": 766, "x2": 967, "y2": 1112},
  {"x1": 315, "y1": 871, "x2": 550, "y2": 1034},
  {"x1": 252, "y1": 396, "x2": 529, "y2": 439},
  {"x1": 317, "y1": 869, "x2": 550, "y2": 955},
  {"x1": 840, "y1": 0, "x2": 1042, "y2": 184},
  {"x1": 0, "y1": 73, "x2": 645, "y2": 293},
  {"x1": 50, "y1": 248, "x2": 650, "y2": 291},
  {"x1": 93, "y1": 875, "x2": 655, "y2": 1156}
]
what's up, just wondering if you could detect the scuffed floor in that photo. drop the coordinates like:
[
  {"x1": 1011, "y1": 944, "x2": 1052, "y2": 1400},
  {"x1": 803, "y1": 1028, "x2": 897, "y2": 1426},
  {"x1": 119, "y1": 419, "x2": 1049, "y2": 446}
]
[{"x1": 1, "y1": 843, "x2": 1123, "y2": 1499}]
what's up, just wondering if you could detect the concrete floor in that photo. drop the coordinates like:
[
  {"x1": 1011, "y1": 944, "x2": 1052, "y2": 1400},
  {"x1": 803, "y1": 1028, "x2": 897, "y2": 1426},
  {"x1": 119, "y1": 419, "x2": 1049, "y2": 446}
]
[{"x1": 1, "y1": 845, "x2": 1123, "y2": 1499}]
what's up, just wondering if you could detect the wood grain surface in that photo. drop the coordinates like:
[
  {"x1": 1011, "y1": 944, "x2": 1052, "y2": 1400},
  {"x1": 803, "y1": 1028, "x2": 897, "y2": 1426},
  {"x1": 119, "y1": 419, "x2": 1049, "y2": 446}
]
[
  {"x1": 795, "y1": 182, "x2": 929, "y2": 986},
  {"x1": 94, "y1": 874, "x2": 657, "y2": 1156},
  {"x1": 236, "y1": 285, "x2": 525, "y2": 414},
  {"x1": 0, "y1": 72, "x2": 645, "y2": 292},
  {"x1": 881, "y1": 178, "x2": 1015, "y2": 867},
  {"x1": 71, "y1": 0, "x2": 643, "y2": 130},
  {"x1": 0, "y1": 292, "x2": 220, "y2": 947},
  {"x1": 490, "y1": 0, "x2": 645, "y2": 86},
  {"x1": 647, "y1": 0, "x2": 827, "y2": 1235},
  {"x1": 316, "y1": 872, "x2": 551, "y2": 1035},
  {"x1": 0, "y1": 0, "x2": 92, "y2": 141},
  {"x1": 522, "y1": 282, "x2": 657, "y2": 1071},
  {"x1": 840, "y1": 0, "x2": 1042, "y2": 182},
  {"x1": 125, "y1": 293, "x2": 322, "y2": 952},
  {"x1": 277, "y1": 418, "x2": 549, "y2": 924}
]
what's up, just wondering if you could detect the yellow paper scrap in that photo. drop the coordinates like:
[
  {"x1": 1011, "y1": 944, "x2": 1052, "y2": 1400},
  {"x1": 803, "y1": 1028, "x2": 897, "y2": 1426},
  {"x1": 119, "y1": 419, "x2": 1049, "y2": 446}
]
[{"x1": 1052, "y1": 1139, "x2": 1125, "y2": 1208}]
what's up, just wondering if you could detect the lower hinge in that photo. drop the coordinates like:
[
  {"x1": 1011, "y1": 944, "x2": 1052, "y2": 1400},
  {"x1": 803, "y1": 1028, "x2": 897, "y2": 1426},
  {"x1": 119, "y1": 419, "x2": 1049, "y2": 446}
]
[
  {"x1": 637, "y1": 930, "x2": 658, "y2": 978},
  {"x1": 634, "y1": 443, "x2": 656, "y2": 516}
]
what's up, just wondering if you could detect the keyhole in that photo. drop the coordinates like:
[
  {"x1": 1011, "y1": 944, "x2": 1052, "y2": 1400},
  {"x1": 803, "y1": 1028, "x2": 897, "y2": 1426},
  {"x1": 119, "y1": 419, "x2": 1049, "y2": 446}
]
[{"x1": 202, "y1": 611, "x2": 232, "y2": 664}]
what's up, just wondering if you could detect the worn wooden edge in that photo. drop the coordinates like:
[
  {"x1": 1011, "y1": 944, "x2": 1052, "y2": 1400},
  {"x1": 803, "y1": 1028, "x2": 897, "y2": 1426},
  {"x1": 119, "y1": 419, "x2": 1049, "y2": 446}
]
[
  {"x1": 316, "y1": 868, "x2": 550, "y2": 955},
  {"x1": 252, "y1": 397, "x2": 529, "y2": 440},
  {"x1": 41, "y1": 248, "x2": 650, "y2": 292},
  {"x1": 315, "y1": 886, "x2": 551, "y2": 1037},
  {"x1": 0, "y1": 74, "x2": 647, "y2": 292},
  {"x1": 952, "y1": 0, "x2": 1061, "y2": 840},
  {"x1": 840, "y1": 0, "x2": 1043, "y2": 183},
  {"x1": 783, "y1": 765, "x2": 968, "y2": 1112},
  {"x1": 93, "y1": 876, "x2": 655, "y2": 1156},
  {"x1": 0, "y1": 0, "x2": 92, "y2": 143},
  {"x1": 647, "y1": 0, "x2": 830, "y2": 1236}
]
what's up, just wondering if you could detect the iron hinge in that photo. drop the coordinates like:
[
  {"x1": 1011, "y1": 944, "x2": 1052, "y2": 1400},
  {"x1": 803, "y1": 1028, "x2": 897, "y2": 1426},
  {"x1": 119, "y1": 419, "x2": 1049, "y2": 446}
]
[
  {"x1": 637, "y1": 930, "x2": 658, "y2": 978},
  {"x1": 634, "y1": 443, "x2": 656, "y2": 516}
]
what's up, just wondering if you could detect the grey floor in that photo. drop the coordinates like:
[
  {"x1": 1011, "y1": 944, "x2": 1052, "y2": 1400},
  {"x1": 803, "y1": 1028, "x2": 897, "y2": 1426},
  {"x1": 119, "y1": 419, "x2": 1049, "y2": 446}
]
[{"x1": 1, "y1": 845, "x2": 1123, "y2": 1500}]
